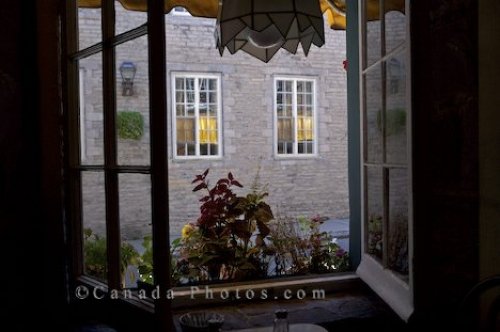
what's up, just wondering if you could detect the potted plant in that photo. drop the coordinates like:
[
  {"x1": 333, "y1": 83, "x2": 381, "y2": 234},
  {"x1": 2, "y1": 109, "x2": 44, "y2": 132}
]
[{"x1": 173, "y1": 169, "x2": 274, "y2": 284}]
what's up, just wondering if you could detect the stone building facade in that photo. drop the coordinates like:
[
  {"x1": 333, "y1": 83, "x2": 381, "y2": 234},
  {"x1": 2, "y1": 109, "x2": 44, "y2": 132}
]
[{"x1": 78, "y1": 6, "x2": 350, "y2": 240}]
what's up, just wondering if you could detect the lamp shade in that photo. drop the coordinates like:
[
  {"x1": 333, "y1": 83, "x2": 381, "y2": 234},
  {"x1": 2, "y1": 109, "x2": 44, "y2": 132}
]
[
  {"x1": 215, "y1": 0, "x2": 325, "y2": 63},
  {"x1": 119, "y1": 61, "x2": 137, "y2": 81}
]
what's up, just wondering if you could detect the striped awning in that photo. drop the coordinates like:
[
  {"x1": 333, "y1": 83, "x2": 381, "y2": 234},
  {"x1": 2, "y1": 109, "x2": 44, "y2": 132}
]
[{"x1": 77, "y1": 0, "x2": 405, "y2": 30}]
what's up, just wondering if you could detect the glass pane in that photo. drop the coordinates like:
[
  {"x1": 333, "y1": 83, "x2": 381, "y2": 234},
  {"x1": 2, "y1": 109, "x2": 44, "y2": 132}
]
[
  {"x1": 119, "y1": 174, "x2": 153, "y2": 288},
  {"x1": 199, "y1": 117, "x2": 218, "y2": 145},
  {"x1": 385, "y1": 8, "x2": 406, "y2": 54},
  {"x1": 364, "y1": 64, "x2": 383, "y2": 163},
  {"x1": 82, "y1": 172, "x2": 107, "y2": 281},
  {"x1": 79, "y1": 53, "x2": 104, "y2": 165},
  {"x1": 365, "y1": 0, "x2": 381, "y2": 67},
  {"x1": 116, "y1": 35, "x2": 150, "y2": 166},
  {"x1": 388, "y1": 168, "x2": 408, "y2": 278},
  {"x1": 305, "y1": 81, "x2": 312, "y2": 93},
  {"x1": 176, "y1": 118, "x2": 195, "y2": 143},
  {"x1": 385, "y1": 52, "x2": 407, "y2": 164},
  {"x1": 366, "y1": 166, "x2": 384, "y2": 261},
  {"x1": 278, "y1": 118, "x2": 293, "y2": 142},
  {"x1": 78, "y1": 7, "x2": 102, "y2": 50},
  {"x1": 115, "y1": 0, "x2": 147, "y2": 35}
]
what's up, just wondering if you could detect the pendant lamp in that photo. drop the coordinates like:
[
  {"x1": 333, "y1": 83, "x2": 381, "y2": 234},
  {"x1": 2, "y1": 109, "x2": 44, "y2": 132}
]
[{"x1": 215, "y1": 0, "x2": 325, "y2": 63}]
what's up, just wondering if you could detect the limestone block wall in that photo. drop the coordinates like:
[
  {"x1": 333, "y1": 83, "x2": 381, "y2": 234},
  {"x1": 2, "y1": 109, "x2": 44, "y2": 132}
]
[{"x1": 78, "y1": 6, "x2": 350, "y2": 239}]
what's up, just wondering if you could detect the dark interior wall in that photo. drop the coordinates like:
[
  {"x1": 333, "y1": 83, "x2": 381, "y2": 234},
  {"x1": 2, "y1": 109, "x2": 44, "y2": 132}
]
[
  {"x1": 0, "y1": 0, "x2": 44, "y2": 329},
  {"x1": 479, "y1": 0, "x2": 500, "y2": 280},
  {"x1": 411, "y1": 0, "x2": 479, "y2": 325}
]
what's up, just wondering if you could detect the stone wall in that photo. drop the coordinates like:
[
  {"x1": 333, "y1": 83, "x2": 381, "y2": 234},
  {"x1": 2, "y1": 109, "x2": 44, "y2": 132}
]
[{"x1": 78, "y1": 6, "x2": 350, "y2": 239}]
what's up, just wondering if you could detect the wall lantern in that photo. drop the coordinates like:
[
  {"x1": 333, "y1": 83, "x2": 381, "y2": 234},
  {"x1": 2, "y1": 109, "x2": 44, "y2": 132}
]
[
  {"x1": 215, "y1": 0, "x2": 325, "y2": 63},
  {"x1": 119, "y1": 61, "x2": 137, "y2": 96}
]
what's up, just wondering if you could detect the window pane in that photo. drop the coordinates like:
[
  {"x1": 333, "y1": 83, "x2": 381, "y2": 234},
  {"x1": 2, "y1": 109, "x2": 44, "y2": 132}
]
[
  {"x1": 175, "y1": 91, "x2": 184, "y2": 103},
  {"x1": 364, "y1": 64, "x2": 383, "y2": 163},
  {"x1": 176, "y1": 118, "x2": 195, "y2": 143},
  {"x1": 365, "y1": 0, "x2": 381, "y2": 67},
  {"x1": 79, "y1": 53, "x2": 104, "y2": 165},
  {"x1": 119, "y1": 174, "x2": 153, "y2": 288},
  {"x1": 209, "y1": 92, "x2": 217, "y2": 103},
  {"x1": 175, "y1": 77, "x2": 184, "y2": 90},
  {"x1": 297, "y1": 93, "x2": 304, "y2": 105},
  {"x1": 297, "y1": 117, "x2": 314, "y2": 141},
  {"x1": 115, "y1": 0, "x2": 147, "y2": 35},
  {"x1": 208, "y1": 104, "x2": 217, "y2": 116},
  {"x1": 277, "y1": 80, "x2": 283, "y2": 92},
  {"x1": 82, "y1": 171, "x2": 107, "y2": 282},
  {"x1": 277, "y1": 118, "x2": 293, "y2": 142},
  {"x1": 366, "y1": 166, "x2": 384, "y2": 261},
  {"x1": 305, "y1": 81, "x2": 313, "y2": 93},
  {"x1": 116, "y1": 35, "x2": 150, "y2": 166},
  {"x1": 176, "y1": 117, "x2": 195, "y2": 156},
  {"x1": 78, "y1": 7, "x2": 101, "y2": 50},
  {"x1": 199, "y1": 117, "x2": 218, "y2": 146},
  {"x1": 385, "y1": 8, "x2": 406, "y2": 54},
  {"x1": 297, "y1": 81, "x2": 305, "y2": 92},
  {"x1": 385, "y1": 53, "x2": 407, "y2": 165},
  {"x1": 388, "y1": 168, "x2": 408, "y2": 278}
]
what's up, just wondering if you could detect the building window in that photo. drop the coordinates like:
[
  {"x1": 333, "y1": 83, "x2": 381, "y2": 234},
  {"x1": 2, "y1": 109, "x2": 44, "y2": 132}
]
[
  {"x1": 275, "y1": 77, "x2": 317, "y2": 156},
  {"x1": 172, "y1": 73, "x2": 222, "y2": 158}
]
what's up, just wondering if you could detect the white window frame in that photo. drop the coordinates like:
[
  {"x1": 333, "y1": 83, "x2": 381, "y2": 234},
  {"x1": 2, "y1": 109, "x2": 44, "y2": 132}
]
[
  {"x1": 171, "y1": 72, "x2": 222, "y2": 160},
  {"x1": 273, "y1": 76, "x2": 318, "y2": 158},
  {"x1": 356, "y1": 0, "x2": 414, "y2": 321}
]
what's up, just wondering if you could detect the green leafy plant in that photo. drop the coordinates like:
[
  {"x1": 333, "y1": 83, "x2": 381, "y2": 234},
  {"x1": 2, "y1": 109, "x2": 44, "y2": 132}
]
[
  {"x1": 268, "y1": 215, "x2": 349, "y2": 276},
  {"x1": 173, "y1": 169, "x2": 274, "y2": 284},
  {"x1": 137, "y1": 235, "x2": 154, "y2": 285},
  {"x1": 83, "y1": 228, "x2": 107, "y2": 280},
  {"x1": 83, "y1": 228, "x2": 141, "y2": 285},
  {"x1": 117, "y1": 111, "x2": 144, "y2": 140}
]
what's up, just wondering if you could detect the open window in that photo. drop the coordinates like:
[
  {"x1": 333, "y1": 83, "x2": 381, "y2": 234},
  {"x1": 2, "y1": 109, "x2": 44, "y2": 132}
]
[
  {"x1": 65, "y1": 0, "x2": 412, "y2": 328},
  {"x1": 356, "y1": 0, "x2": 413, "y2": 320}
]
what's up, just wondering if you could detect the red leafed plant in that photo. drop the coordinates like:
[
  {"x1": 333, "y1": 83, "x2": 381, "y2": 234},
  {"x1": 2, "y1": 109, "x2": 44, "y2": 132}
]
[{"x1": 181, "y1": 169, "x2": 274, "y2": 283}]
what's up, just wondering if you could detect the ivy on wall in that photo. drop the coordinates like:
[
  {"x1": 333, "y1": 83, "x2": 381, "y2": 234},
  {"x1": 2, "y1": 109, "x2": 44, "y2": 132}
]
[
  {"x1": 117, "y1": 111, "x2": 144, "y2": 140},
  {"x1": 377, "y1": 108, "x2": 406, "y2": 136}
]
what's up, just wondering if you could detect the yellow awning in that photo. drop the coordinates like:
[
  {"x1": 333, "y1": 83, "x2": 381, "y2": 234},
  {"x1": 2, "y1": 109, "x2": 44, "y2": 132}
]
[{"x1": 78, "y1": 0, "x2": 405, "y2": 31}]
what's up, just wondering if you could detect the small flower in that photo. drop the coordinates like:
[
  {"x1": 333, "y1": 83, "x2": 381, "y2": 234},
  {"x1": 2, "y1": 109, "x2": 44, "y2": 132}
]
[{"x1": 181, "y1": 223, "x2": 196, "y2": 239}]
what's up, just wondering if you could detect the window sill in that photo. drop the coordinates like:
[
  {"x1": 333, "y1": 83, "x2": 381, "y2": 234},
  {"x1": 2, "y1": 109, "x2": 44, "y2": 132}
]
[{"x1": 75, "y1": 272, "x2": 360, "y2": 312}]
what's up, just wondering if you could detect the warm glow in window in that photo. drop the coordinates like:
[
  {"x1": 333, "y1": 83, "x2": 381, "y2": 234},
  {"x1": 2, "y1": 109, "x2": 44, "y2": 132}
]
[
  {"x1": 173, "y1": 74, "x2": 221, "y2": 158},
  {"x1": 275, "y1": 78, "x2": 316, "y2": 156}
]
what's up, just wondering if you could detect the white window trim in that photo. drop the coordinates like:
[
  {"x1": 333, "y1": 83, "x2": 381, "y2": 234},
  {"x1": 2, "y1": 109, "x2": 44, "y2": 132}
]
[
  {"x1": 273, "y1": 76, "x2": 318, "y2": 158},
  {"x1": 171, "y1": 72, "x2": 223, "y2": 160}
]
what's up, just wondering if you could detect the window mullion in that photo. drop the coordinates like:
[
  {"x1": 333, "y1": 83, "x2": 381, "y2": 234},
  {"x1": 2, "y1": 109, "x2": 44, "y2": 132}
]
[
  {"x1": 195, "y1": 77, "x2": 200, "y2": 156},
  {"x1": 293, "y1": 79, "x2": 298, "y2": 155},
  {"x1": 147, "y1": 0, "x2": 172, "y2": 329},
  {"x1": 102, "y1": 0, "x2": 121, "y2": 291}
]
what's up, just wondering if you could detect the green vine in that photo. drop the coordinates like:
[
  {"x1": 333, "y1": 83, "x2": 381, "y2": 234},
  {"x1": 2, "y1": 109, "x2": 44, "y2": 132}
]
[{"x1": 117, "y1": 111, "x2": 144, "y2": 140}]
